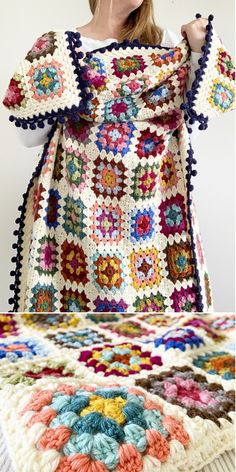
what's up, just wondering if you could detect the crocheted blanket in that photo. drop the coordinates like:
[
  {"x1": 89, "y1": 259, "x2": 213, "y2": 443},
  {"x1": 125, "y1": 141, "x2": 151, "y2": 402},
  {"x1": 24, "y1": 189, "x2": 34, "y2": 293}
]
[
  {"x1": 0, "y1": 312, "x2": 235, "y2": 472},
  {"x1": 2, "y1": 14, "x2": 235, "y2": 313}
]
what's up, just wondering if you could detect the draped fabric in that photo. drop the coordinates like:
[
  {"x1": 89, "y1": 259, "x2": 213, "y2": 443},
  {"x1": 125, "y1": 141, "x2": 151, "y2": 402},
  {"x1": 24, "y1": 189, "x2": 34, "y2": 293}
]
[{"x1": 2, "y1": 14, "x2": 235, "y2": 313}]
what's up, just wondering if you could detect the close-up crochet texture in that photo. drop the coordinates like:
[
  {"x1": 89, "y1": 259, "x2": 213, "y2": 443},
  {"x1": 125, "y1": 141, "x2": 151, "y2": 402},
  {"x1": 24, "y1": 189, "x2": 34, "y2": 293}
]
[
  {"x1": 0, "y1": 311, "x2": 235, "y2": 471},
  {"x1": 2, "y1": 14, "x2": 235, "y2": 313}
]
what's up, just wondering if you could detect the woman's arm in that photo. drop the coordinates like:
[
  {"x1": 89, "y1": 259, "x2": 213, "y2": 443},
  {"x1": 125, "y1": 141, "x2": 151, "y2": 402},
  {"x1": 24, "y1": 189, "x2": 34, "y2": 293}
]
[{"x1": 162, "y1": 28, "x2": 203, "y2": 141}]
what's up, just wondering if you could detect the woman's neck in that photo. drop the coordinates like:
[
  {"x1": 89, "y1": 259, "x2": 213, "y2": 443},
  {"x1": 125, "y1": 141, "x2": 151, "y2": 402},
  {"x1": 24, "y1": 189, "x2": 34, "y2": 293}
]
[{"x1": 76, "y1": 0, "x2": 131, "y2": 40}]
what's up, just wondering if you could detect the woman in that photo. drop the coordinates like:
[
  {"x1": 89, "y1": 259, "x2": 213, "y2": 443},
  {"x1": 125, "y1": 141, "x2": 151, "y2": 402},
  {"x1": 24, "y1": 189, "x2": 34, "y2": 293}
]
[{"x1": 2, "y1": 0, "x2": 235, "y2": 313}]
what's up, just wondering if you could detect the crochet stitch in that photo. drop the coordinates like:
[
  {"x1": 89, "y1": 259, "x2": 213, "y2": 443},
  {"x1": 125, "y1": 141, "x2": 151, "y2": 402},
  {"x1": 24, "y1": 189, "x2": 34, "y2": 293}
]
[
  {"x1": 0, "y1": 311, "x2": 234, "y2": 472},
  {"x1": 2, "y1": 14, "x2": 235, "y2": 312}
]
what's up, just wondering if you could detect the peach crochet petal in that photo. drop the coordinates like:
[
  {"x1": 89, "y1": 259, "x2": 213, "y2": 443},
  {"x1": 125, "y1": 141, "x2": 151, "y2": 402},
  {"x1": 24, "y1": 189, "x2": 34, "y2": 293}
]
[
  {"x1": 56, "y1": 454, "x2": 108, "y2": 472},
  {"x1": 37, "y1": 425, "x2": 71, "y2": 451},
  {"x1": 162, "y1": 415, "x2": 190, "y2": 446},
  {"x1": 21, "y1": 389, "x2": 53, "y2": 414},
  {"x1": 146, "y1": 429, "x2": 170, "y2": 462},
  {"x1": 118, "y1": 443, "x2": 143, "y2": 472},
  {"x1": 27, "y1": 408, "x2": 57, "y2": 427}
]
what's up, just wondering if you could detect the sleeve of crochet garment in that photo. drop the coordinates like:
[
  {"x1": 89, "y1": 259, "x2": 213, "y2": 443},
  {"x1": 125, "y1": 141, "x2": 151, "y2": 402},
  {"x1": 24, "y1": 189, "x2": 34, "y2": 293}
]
[
  {"x1": 182, "y1": 16, "x2": 235, "y2": 132},
  {"x1": 162, "y1": 28, "x2": 203, "y2": 141},
  {"x1": 2, "y1": 30, "x2": 82, "y2": 143}
]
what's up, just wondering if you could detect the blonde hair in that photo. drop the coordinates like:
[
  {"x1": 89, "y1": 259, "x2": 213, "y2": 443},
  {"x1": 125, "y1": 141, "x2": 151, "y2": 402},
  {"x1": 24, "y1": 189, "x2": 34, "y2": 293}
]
[{"x1": 89, "y1": 0, "x2": 164, "y2": 45}]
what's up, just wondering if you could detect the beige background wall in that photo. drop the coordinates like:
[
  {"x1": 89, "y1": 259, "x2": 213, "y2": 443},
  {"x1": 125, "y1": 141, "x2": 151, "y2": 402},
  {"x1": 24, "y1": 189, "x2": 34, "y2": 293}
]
[{"x1": 0, "y1": 0, "x2": 235, "y2": 310}]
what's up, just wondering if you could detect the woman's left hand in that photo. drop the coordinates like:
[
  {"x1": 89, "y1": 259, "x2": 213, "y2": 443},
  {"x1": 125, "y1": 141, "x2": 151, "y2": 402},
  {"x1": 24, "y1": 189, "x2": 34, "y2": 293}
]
[{"x1": 181, "y1": 18, "x2": 208, "y2": 53}]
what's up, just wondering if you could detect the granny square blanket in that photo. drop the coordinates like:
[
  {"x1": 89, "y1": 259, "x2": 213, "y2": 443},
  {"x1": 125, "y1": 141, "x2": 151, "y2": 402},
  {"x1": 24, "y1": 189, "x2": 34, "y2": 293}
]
[
  {"x1": 2, "y1": 14, "x2": 235, "y2": 313},
  {"x1": 0, "y1": 312, "x2": 235, "y2": 471}
]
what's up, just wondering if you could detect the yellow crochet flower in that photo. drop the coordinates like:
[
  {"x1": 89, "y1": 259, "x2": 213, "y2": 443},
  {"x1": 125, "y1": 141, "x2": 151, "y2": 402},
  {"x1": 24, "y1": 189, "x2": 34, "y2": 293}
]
[{"x1": 80, "y1": 395, "x2": 127, "y2": 424}]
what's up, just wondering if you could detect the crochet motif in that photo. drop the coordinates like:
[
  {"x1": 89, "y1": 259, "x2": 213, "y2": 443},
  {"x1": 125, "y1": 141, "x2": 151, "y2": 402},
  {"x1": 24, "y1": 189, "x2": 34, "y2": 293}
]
[
  {"x1": 2, "y1": 14, "x2": 235, "y2": 312},
  {"x1": 0, "y1": 311, "x2": 235, "y2": 472},
  {"x1": 136, "y1": 366, "x2": 235, "y2": 426},
  {"x1": 78, "y1": 342, "x2": 163, "y2": 377}
]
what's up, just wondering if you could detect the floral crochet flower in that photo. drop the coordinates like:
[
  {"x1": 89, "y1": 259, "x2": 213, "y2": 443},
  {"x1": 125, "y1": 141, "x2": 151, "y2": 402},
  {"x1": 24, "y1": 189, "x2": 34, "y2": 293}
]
[
  {"x1": 134, "y1": 292, "x2": 167, "y2": 312},
  {"x1": 131, "y1": 162, "x2": 159, "y2": 201},
  {"x1": 159, "y1": 194, "x2": 187, "y2": 237},
  {"x1": 25, "y1": 32, "x2": 57, "y2": 62},
  {"x1": 21, "y1": 313, "x2": 82, "y2": 331},
  {"x1": 0, "y1": 338, "x2": 48, "y2": 363},
  {"x1": 30, "y1": 283, "x2": 57, "y2": 312},
  {"x1": 165, "y1": 241, "x2": 193, "y2": 282},
  {"x1": 216, "y1": 49, "x2": 235, "y2": 80},
  {"x1": 0, "y1": 359, "x2": 75, "y2": 387},
  {"x1": 60, "y1": 288, "x2": 90, "y2": 312},
  {"x1": 27, "y1": 59, "x2": 65, "y2": 101},
  {"x1": 136, "y1": 128, "x2": 165, "y2": 158},
  {"x1": 78, "y1": 342, "x2": 162, "y2": 376},
  {"x1": 65, "y1": 146, "x2": 89, "y2": 191},
  {"x1": 91, "y1": 203, "x2": 124, "y2": 244},
  {"x1": 82, "y1": 56, "x2": 108, "y2": 92},
  {"x1": 21, "y1": 384, "x2": 190, "y2": 471},
  {"x1": 193, "y1": 351, "x2": 235, "y2": 380},
  {"x1": 93, "y1": 298, "x2": 129, "y2": 313},
  {"x1": 136, "y1": 366, "x2": 235, "y2": 426},
  {"x1": 61, "y1": 241, "x2": 88, "y2": 285},
  {"x1": 171, "y1": 286, "x2": 197, "y2": 312},
  {"x1": 91, "y1": 250, "x2": 126, "y2": 294},
  {"x1": 138, "y1": 313, "x2": 180, "y2": 328},
  {"x1": 130, "y1": 206, "x2": 156, "y2": 242},
  {"x1": 104, "y1": 97, "x2": 139, "y2": 122},
  {"x1": 208, "y1": 80, "x2": 235, "y2": 111},
  {"x1": 47, "y1": 328, "x2": 110, "y2": 349},
  {"x1": 159, "y1": 150, "x2": 179, "y2": 192},
  {"x1": 114, "y1": 77, "x2": 151, "y2": 98},
  {"x1": 2, "y1": 73, "x2": 27, "y2": 109},
  {"x1": 44, "y1": 189, "x2": 61, "y2": 229},
  {"x1": 92, "y1": 156, "x2": 127, "y2": 199},
  {"x1": 150, "y1": 47, "x2": 183, "y2": 67},
  {"x1": 64, "y1": 118, "x2": 92, "y2": 145},
  {"x1": 95, "y1": 122, "x2": 135, "y2": 156},
  {"x1": 112, "y1": 55, "x2": 147, "y2": 78},
  {"x1": 154, "y1": 328, "x2": 204, "y2": 351},
  {"x1": 129, "y1": 247, "x2": 161, "y2": 290},
  {"x1": 63, "y1": 196, "x2": 86, "y2": 238},
  {"x1": 142, "y1": 81, "x2": 175, "y2": 111},
  {"x1": 35, "y1": 235, "x2": 58, "y2": 276},
  {"x1": 100, "y1": 321, "x2": 155, "y2": 339},
  {"x1": 0, "y1": 314, "x2": 18, "y2": 338}
]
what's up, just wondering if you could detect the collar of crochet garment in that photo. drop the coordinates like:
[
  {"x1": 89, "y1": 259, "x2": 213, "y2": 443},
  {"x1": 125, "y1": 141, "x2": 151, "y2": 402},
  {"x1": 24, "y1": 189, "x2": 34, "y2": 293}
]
[{"x1": 2, "y1": 13, "x2": 235, "y2": 134}]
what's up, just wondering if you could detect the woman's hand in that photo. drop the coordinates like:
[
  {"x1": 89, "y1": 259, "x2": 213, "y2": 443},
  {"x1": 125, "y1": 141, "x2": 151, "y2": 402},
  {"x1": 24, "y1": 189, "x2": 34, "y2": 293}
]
[{"x1": 181, "y1": 18, "x2": 208, "y2": 53}]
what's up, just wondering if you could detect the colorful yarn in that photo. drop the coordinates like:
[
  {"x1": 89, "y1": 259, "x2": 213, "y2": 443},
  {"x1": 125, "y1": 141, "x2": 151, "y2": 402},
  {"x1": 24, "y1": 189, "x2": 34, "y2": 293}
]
[
  {"x1": 154, "y1": 328, "x2": 204, "y2": 351},
  {"x1": 0, "y1": 314, "x2": 19, "y2": 338},
  {"x1": 21, "y1": 384, "x2": 190, "y2": 471},
  {"x1": 193, "y1": 351, "x2": 235, "y2": 380},
  {"x1": 0, "y1": 338, "x2": 49, "y2": 362},
  {"x1": 100, "y1": 321, "x2": 155, "y2": 339},
  {"x1": 0, "y1": 311, "x2": 235, "y2": 471},
  {"x1": 78, "y1": 342, "x2": 162, "y2": 377},
  {"x1": 21, "y1": 313, "x2": 82, "y2": 330},
  {"x1": 136, "y1": 366, "x2": 235, "y2": 426},
  {"x1": 47, "y1": 329, "x2": 111, "y2": 349}
]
